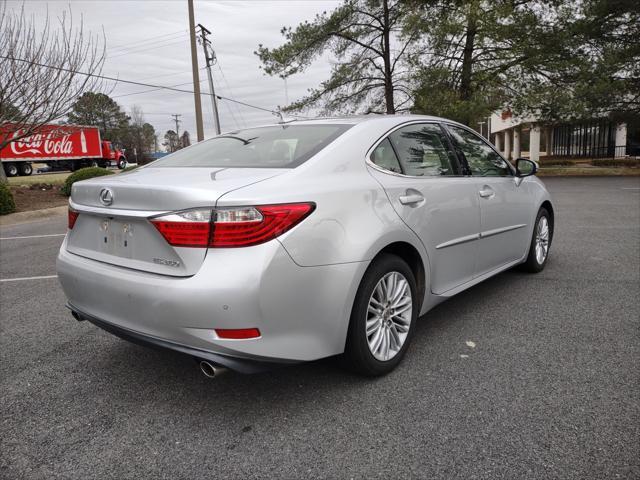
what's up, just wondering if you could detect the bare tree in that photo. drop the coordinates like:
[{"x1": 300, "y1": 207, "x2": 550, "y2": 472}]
[
  {"x1": 0, "y1": 2, "x2": 107, "y2": 181},
  {"x1": 130, "y1": 105, "x2": 145, "y2": 128}
]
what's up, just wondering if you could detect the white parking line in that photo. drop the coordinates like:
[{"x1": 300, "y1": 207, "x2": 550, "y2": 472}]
[
  {"x1": 0, "y1": 233, "x2": 66, "y2": 240},
  {"x1": 621, "y1": 187, "x2": 640, "y2": 190},
  {"x1": 0, "y1": 275, "x2": 58, "y2": 283}
]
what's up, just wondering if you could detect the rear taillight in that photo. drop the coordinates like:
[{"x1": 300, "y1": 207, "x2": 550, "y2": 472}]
[
  {"x1": 68, "y1": 207, "x2": 79, "y2": 229},
  {"x1": 211, "y1": 203, "x2": 315, "y2": 247},
  {"x1": 150, "y1": 209, "x2": 212, "y2": 247},
  {"x1": 150, "y1": 203, "x2": 314, "y2": 248}
]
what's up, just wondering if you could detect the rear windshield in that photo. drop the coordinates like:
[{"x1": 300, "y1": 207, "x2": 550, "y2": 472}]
[{"x1": 149, "y1": 124, "x2": 352, "y2": 169}]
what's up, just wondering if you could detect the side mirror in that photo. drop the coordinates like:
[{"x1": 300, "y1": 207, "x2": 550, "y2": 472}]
[{"x1": 515, "y1": 158, "x2": 538, "y2": 177}]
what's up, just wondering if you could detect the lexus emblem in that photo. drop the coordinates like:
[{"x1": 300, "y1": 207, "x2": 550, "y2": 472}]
[{"x1": 99, "y1": 188, "x2": 114, "y2": 206}]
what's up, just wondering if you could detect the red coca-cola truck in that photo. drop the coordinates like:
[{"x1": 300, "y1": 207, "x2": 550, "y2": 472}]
[{"x1": 0, "y1": 124, "x2": 127, "y2": 177}]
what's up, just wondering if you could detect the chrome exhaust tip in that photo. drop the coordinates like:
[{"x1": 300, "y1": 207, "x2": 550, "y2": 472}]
[{"x1": 199, "y1": 360, "x2": 227, "y2": 378}]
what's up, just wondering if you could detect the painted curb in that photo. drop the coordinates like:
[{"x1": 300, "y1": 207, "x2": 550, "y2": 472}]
[{"x1": 0, "y1": 205, "x2": 67, "y2": 227}]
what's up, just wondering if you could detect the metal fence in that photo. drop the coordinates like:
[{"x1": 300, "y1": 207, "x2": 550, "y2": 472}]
[{"x1": 551, "y1": 120, "x2": 627, "y2": 159}]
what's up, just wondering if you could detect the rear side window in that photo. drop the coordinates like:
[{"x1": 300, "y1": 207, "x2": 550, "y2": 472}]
[
  {"x1": 388, "y1": 124, "x2": 458, "y2": 176},
  {"x1": 370, "y1": 138, "x2": 402, "y2": 173},
  {"x1": 150, "y1": 124, "x2": 352, "y2": 169}
]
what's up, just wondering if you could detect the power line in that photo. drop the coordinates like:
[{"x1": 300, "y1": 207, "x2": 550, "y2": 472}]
[
  {"x1": 107, "y1": 33, "x2": 187, "y2": 55},
  {"x1": 107, "y1": 30, "x2": 187, "y2": 51},
  {"x1": 107, "y1": 39, "x2": 188, "y2": 59},
  {"x1": 111, "y1": 67, "x2": 206, "y2": 89},
  {"x1": 113, "y1": 77, "x2": 207, "y2": 99},
  {"x1": 126, "y1": 69, "x2": 196, "y2": 83},
  {"x1": 2, "y1": 55, "x2": 215, "y2": 96},
  {"x1": 139, "y1": 112, "x2": 182, "y2": 116},
  {"x1": 216, "y1": 94, "x2": 310, "y2": 121},
  {"x1": 211, "y1": 69, "x2": 241, "y2": 130},
  {"x1": 215, "y1": 95, "x2": 276, "y2": 114},
  {"x1": 2, "y1": 55, "x2": 288, "y2": 118},
  {"x1": 216, "y1": 61, "x2": 247, "y2": 128},
  {"x1": 220, "y1": 97, "x2": 241, "y2": 130},
  {"x1": 108, "y1": 33, "x2": 187, "y2": 55}
]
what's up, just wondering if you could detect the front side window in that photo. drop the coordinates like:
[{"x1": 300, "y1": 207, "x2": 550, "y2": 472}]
[
  {"x1": 388, "y1": 123, "x2": 458, "y2": 176},
  {"x1": 150, "y1": 124, "x2": 352, "y2": 169},
  {"x1": 447, "y1": 125, "x2": 512, "y2": 176}
]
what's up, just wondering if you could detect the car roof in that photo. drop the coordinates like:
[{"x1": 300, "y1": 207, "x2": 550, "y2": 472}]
[{"x1": 244, "y1": 114, "x2": 466, "y2": 129}]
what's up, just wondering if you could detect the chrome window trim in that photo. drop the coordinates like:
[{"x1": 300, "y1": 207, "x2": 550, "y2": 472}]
[{"x1": 365, "y1": 120, "x2": 468, "y2": 179}]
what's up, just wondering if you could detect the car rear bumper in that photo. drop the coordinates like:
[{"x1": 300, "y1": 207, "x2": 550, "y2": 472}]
[
  {"x1": 57, "y1": 236, "x2": 367, "y2": 364},
  {"x1": 67, "y1": 303, "x2": 289, "y2": 373}
]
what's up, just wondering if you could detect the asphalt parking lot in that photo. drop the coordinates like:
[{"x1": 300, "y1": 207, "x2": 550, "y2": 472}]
[{"x1": 1, "y1": 177, "x2": 638, "y2": 479}]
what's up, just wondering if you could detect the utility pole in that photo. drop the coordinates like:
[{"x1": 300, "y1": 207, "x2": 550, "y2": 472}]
[
  {"x1": 187, "y1": 0, "x2": 204, "y2": 142},
  {"x1": 197, "y1": 23, "x2": 221, "y2": 135},
  {"x1": 171, "y1": 114, "x2": 182, "y2": 137},
  {"x1": 171, "y1": 114, "x2": 182, "y2": 151}
]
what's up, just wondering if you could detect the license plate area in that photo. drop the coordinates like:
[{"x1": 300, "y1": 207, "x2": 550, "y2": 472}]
[
  {"x1": 66, "y1": 211, "x2": 206, "y2": 277},
  {"x1": 97, "y1": 217, "x2": 135, "y2": 258}
]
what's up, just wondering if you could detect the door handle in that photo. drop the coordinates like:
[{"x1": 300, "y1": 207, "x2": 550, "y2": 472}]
[
  {"x1": 399, "y1": 194, "x2": 424, "y2": 205},
  {"x1": 478, "y1": 187, "x2": 495, "y2": 198}
]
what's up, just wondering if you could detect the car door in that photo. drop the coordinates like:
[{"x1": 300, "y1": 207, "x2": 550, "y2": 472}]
[
  {"x1": 367, "y1": 122, "x2": 481, "y2": 295},
  {"x1": 445, "y1": 124, "x2": 533, "y2": 276}
]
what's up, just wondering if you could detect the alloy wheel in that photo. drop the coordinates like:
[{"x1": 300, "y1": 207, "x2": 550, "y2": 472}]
[
  {"x1": 366, "y1": 271, "x2": 412, "y2": 361},
  {"x1": 535, "y1": 216, "x2": 550, "y2": 264}
]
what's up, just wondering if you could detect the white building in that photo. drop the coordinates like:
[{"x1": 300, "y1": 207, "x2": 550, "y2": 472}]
[{"x1": 489, "y1": 109, "x2": 629, "y2": 161}]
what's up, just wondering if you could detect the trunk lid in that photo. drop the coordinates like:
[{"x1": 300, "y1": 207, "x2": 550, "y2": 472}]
[
  {"x1": 66, "y1": 167, "x2": 286, "y2": 276},
  {"x1": 71, "y1": 167, "x2": 284, "y2": 211}
]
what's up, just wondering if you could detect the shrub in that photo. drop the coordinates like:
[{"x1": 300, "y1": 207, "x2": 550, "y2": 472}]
[
  {"x1": 591, "y1": 158, "x2": 640, "y2": 167},
  {"x1": 540, "y1": 158, "x2": 574, "y2": 167},
  {"x1": 0, "y1": 183, "x2": 16, "y2": 215},
  {"x1": 61, "y1": 167, "x2": 114, "y2": 197}
]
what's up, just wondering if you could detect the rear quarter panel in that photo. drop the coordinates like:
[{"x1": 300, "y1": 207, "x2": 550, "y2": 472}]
[
  {"x1": 215, "y1": 119, "x2": 435, "y2": 317},
  {"x1": 215, "y1": 121, "x2": 429, "y2": 268}
]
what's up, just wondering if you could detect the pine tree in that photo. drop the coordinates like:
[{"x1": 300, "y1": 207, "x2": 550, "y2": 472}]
[{"x1": 256, "y1": 0, "x2": 415, "y2": 114}]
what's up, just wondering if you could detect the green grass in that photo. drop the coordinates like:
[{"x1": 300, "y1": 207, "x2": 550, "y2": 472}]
[
  {"x1": 7, "y1": 172, "x2": 71, "y2": 186},
  {"x1": 539, "y1": 167, "x2": 640, "y2": 176}
]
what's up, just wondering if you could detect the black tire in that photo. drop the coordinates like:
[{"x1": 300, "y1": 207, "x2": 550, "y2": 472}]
[
  {"x1": 4, "y1": 163, "x2": 18, "y2": 177},
  {"x1": 343, "y1": 253, "x2": 418, "y2": 376},
  {"x1": 19, "y1": 163, "x2": 33, "y2": 176},
  {"x1": 118, "y1": 159, "x2": 127, "y2": 169},
  {"x1": 521, "y1": 207, "x2": 552, "y2": 273}
]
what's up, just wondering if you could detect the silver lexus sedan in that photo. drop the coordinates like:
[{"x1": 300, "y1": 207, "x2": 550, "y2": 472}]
[{"x1": 57, "y1": 115, "x2": 554, "y2": 377}]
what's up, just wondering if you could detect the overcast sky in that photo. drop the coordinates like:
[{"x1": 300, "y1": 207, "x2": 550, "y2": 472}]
[{"x1": 12, "y1": 0, "x2": 342, "y2": 140}]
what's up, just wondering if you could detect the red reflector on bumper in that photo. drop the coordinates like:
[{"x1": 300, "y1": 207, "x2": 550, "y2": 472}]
[{"x1": 215, "y1": 328, "x2": 261, "y2": 339}]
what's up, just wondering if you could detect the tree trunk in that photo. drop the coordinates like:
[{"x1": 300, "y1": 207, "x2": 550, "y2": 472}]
[
  {"x1": 382, "y1": 0, "x2": 395, "y2": 114},
  {"x1": 0, "y1": 164, "x2": 7, "y2": 184},
  {"x1": 459, "y1": 8, "x2": 478, "y2": 104}
]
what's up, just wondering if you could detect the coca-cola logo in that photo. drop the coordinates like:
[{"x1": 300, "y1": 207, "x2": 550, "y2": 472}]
[{"x1": 9, "y1": 129, "x2": 75, "y2": 156}]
